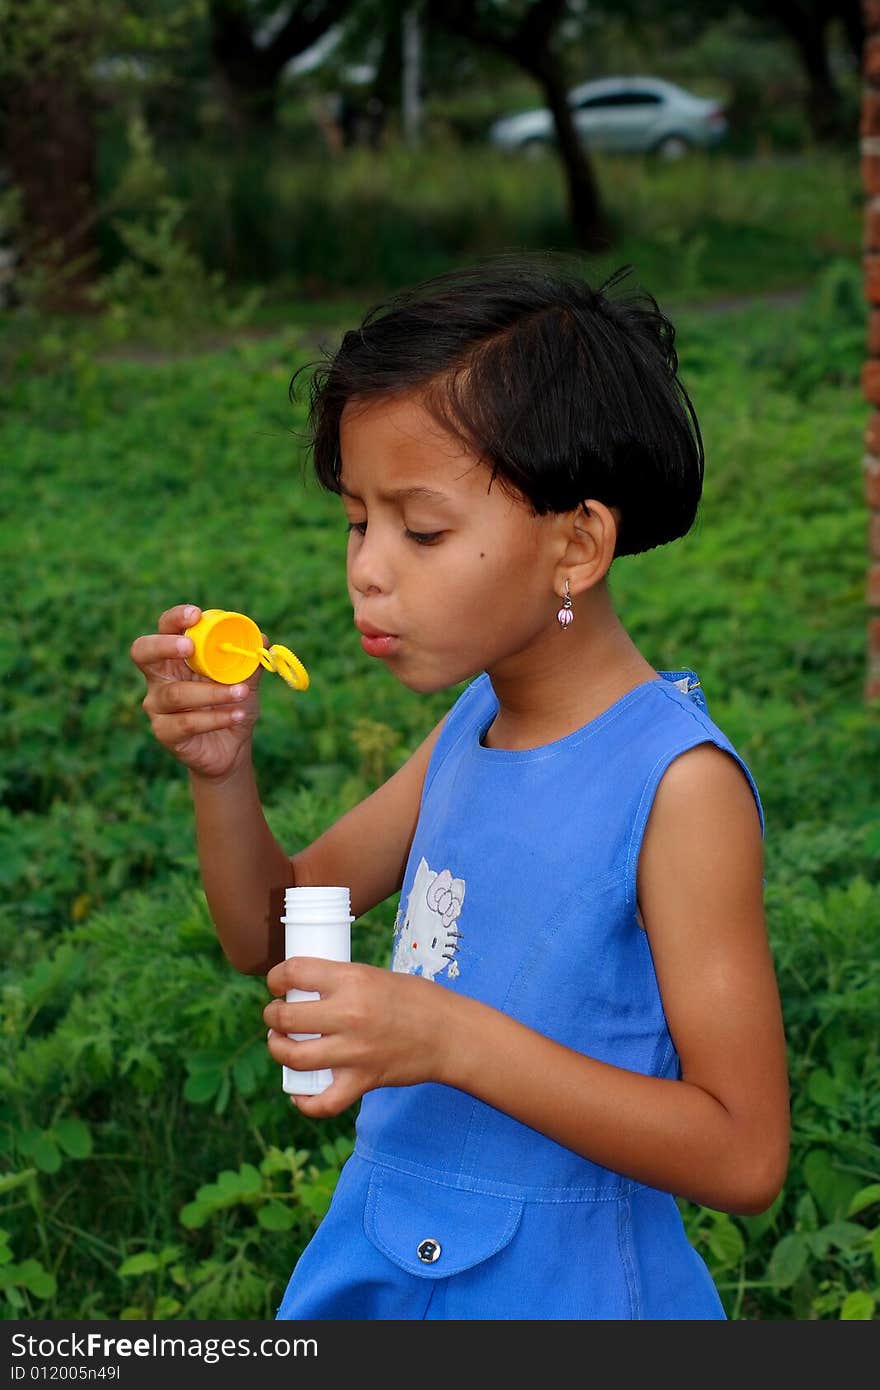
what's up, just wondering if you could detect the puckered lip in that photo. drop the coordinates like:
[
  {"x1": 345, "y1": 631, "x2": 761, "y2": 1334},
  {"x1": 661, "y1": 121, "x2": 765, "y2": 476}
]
[{"x1": 355, "y1": 618, "x2": 397, "y2": 639}]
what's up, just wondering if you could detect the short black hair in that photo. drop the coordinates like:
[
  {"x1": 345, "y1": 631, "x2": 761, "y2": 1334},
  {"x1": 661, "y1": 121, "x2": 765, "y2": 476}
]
[{"x1": 291, "y1": 252, "x2": 704, "y2": 557}]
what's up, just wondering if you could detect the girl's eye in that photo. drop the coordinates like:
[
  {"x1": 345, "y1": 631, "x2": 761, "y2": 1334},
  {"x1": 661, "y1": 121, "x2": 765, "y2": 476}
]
[{"x1": 345, "y1": 522, "x2": 442, "y2": 546}]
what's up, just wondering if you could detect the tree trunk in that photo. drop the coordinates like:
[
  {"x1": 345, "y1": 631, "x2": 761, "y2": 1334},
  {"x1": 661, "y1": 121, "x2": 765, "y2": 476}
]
[
  {"x1": 209, "y1": 8, "x2": 279, "y2": 130},
  {"x1": 0, "y1": 73, "x2": 100, "y2": 311},
  {"x1": 209, "y1": 0, "x2": 352, "y2": 133},
  {"x1": 428, "y1": 0, "x2": 613, "y2": 251},
  {"x1": 764, "y1": 1, "x2": 847, "y2": 140},
  {"x1": 213, "y1": 66, "x2": 280, "y2": 132},
  {"x1": 797, "y1": 19, "x2": 847, "y2": 138},
  {"x1": 522, "y1": 50, "x2": 615, "y2": 251},
  {"x1": 835, "y1": 0, "x2": 865, "y2": 65},
  {"x1": 402, "y1": 7, "x2": 423, "y2": 148}
]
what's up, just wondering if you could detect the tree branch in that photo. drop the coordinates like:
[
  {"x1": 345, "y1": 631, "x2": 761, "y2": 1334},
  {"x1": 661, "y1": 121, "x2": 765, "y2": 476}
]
[
  {"x1": 210, "y1": 0, "x2": 352, "y2": 84},
  {"x1": 265, "y1": 0, "x2": 353, "y2": 76},
  {"x1": 426, "y1": 0, "x2": 506, "y2": 52},
  {"x1": 513, "y1": 0, "x2": 570, "y2": 60}
]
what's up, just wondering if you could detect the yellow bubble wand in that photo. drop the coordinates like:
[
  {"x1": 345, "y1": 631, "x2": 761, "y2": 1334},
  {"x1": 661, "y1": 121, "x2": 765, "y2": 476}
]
[{"x1": 184, "y1": 609, "x2": 309, "y2": 691}]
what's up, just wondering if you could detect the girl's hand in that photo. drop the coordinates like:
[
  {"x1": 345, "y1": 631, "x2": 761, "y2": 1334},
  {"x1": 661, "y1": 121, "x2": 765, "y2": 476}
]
[
  {"x1": 130, "y1": 603, "x2": 264, "y2": 782},
  {"x1": 263, "y1": 958, "x2": 453, "y2": 1118}
]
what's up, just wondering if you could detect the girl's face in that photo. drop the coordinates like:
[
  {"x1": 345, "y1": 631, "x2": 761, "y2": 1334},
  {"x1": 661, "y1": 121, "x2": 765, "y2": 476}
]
[{"x1": 339, "y1": 391, "x2": 563, "y2": 693}]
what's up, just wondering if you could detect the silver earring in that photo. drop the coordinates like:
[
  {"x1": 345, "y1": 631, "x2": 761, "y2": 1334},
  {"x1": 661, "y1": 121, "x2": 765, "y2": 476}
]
[{"x1": 556, "y1": 579, "x2": 573, "y2": 630}]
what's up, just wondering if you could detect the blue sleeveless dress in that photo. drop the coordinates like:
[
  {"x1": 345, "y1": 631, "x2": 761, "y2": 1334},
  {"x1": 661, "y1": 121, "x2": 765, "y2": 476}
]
[{"x1": 276, "y1": 669, "x2": 765, "y2": 1320}]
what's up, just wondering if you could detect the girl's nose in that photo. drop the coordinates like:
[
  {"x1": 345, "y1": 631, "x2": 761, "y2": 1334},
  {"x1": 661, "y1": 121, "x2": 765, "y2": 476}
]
[{"x1": 348, "y1": 526, "x2": 392, "y2": 596}]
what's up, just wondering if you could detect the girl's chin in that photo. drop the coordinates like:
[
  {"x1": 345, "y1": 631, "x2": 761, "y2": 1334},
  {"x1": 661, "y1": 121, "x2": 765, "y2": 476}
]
[{"x1": 406, "y1": 665, "x2": 486, "y2": 697}]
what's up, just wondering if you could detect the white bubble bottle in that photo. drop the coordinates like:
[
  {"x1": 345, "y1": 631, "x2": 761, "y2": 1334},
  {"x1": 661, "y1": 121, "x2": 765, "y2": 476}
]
[{"x1": 281, "y1": 886, "x2": 353, "y2": 1096}]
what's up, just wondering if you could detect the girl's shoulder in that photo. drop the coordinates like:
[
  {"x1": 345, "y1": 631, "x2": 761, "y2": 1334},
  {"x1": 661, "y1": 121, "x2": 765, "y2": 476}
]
[
  {"x1": 641, "y1": 670, "x2": 765, "y2": 841},
  {"x1": 652, "y1": 668, "x2": 708, "y2": 713}
]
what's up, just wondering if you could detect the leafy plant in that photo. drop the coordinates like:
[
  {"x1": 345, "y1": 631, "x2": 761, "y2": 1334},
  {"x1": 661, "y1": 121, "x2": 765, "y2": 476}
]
[
  {"x1": 112, "y1": 1137, "x2": 353, "y2": 1320},
  {"x1": 91, "y1": 115, "x2": 263, "y2": 349}
]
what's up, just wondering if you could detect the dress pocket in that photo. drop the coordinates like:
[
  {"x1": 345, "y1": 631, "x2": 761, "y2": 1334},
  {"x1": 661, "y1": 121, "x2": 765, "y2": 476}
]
[{"x1": 363, "y1": 1162, "x2": 523, "y2": 1279}]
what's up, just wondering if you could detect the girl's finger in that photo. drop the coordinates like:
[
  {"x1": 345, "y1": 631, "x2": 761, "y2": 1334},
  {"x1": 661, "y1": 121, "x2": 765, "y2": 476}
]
[
  {"x1": 266, "y1": 1031, "x2": 337, "y2": 1071},
  {"x1": 263, "y1": 998, "x2": 329, "y2": 1034},
  {"x1": 158, "y1": 604, "x2": 201, "y2": 634},
  {"x1": 153, "y1": 679, "x2": 251, "y2": 714},
  {"x1": 266, "y1": 955, "x2": 341, "y2": 997},
  {"x1": 131, "y1": 633, "x2": 194, "y2": 670},
  {"x1": 289, "y1": 1081, "x2": 353, "y2": 1119},
  {"x1": 151, "y1": 706, "x2": 249, "y2": 741}
]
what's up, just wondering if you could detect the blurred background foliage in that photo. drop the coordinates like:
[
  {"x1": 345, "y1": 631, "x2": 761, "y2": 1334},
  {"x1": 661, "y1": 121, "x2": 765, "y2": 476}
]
[
  {"x1": 0, "y1": 0, "x2": 877, "y2": 1323},
  {"x1": 0, "y1": 0, "x2": 866, "y2": 320}
]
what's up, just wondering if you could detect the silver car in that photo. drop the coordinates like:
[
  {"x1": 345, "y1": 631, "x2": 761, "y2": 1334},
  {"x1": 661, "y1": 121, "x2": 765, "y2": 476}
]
[{"x1": 488, "y1": 75, "x2": 727, "y2": 159}]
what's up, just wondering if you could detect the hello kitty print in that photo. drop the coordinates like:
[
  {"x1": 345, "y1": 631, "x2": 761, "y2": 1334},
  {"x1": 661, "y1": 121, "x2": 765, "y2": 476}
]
[{"x1": 392, "y1": 857, "x2": 465, "y2": 980}]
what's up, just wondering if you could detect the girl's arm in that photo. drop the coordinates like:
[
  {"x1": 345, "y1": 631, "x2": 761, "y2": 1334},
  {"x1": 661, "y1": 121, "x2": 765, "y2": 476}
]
[
  {"x1": 193, "y1": 712, "x2": 448, "y2": 976},
  {"x1": 447, "y1": 742, "x2": 789, "y2": 1215},
  {"x1": 266, "y1": 743, "x2": 790, "y2": 1217},
  {"x1": 190, "y1": 759, "x2": 295, "y2": 975}
]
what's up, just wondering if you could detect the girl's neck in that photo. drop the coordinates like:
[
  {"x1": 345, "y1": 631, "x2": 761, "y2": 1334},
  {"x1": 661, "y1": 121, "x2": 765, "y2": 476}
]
[{"x1": 482, "y1": 584, "x2": 657, "y2": 752}]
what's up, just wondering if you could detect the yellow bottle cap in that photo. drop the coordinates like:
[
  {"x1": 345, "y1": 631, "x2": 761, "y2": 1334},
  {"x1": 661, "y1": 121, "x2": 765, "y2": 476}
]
[{"x1": 184, "y1": 609, "x2": 309, "y2": 691}]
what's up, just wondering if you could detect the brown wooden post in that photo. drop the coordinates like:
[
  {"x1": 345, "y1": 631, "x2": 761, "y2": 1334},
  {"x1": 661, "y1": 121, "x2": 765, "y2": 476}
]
[{"x1": 862, "y1": 1, "x2": 880, "y2": 700}]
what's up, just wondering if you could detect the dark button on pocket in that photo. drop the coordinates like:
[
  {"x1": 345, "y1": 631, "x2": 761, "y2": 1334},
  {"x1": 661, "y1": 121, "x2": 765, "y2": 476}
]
[{"x1": 364, "y1": 1162, "x2": 523, "y2": 1279}]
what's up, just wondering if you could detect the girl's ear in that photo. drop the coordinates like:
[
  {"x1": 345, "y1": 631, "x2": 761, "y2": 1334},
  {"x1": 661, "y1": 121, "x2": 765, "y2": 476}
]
[{"x1": 555, "y1": 498, "x2": 620, "y2": 594}]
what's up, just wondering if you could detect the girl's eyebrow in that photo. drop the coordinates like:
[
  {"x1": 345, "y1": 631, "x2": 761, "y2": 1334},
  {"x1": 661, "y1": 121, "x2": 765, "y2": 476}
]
[{"x1": 339, "y1": 481, "x2": 452, "y2": 503}]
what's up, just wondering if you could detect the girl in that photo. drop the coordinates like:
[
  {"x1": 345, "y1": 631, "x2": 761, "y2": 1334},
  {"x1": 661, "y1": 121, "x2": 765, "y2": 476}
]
[{"x1": 131, "y1": 255, "x2": 789, "y2": 1320}]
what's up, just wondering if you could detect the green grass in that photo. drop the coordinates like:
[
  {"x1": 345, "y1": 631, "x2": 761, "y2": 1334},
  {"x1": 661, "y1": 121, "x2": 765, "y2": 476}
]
[
  {"x1": 5, "y1": 147, "x2": 860, "y2": 374},
  {"x1": 97, "y1": 139, "x2": 861, "y2": 308},
  {"x1": 0, "y1": 264, "x2": 878, "y2": 1319}
]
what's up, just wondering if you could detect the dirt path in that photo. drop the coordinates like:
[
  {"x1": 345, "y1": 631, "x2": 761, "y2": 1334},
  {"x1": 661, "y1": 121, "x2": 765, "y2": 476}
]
[
  {"x1": 100, "y1": 285, "x2": 811, "y2": 364},
  {"x1": 670, "y1": 286, "x2": 808, "y2": 316}
]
